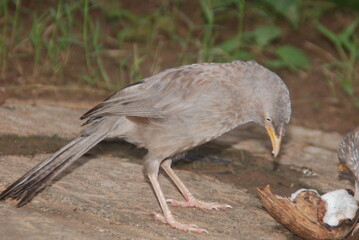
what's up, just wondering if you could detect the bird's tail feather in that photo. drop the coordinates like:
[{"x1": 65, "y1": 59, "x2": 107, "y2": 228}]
[{"x1": 0, "y1": 120, "x2": 112, "y2": 207}]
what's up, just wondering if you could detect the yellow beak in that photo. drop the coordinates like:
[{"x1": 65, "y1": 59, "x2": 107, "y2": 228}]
[
  {"x1": 338, "y1": 163, "x2": 349, "y2": 171},
  {"x1": 265, "y1": 124, "x2": 282, "y2": 158}
]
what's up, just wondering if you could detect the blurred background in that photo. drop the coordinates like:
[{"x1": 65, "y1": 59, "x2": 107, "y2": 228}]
[{"x1": 0, "y1": 0, "x2": 358, "y2": 133}]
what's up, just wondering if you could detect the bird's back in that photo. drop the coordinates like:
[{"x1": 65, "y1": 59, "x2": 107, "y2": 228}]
[{"x1": 82, "y1": 61, "x2": 289, "y2": 157}]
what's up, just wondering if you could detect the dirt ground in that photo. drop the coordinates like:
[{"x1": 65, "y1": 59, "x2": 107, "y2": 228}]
[{"x1": 0, "y1": 101, "x2": 358, "y2": 240}]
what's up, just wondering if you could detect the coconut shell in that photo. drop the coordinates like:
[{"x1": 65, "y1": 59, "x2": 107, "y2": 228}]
[{"x1": 257, "y1": 185, "x2": 358, "y2": 240}]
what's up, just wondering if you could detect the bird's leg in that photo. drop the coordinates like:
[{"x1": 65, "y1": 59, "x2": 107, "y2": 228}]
[
  {"x1": 161, "y1": 159, "x2": 232, "y2": 210},
  {"x1": 145, "y1": 156, "x2": 208, "y2": 233}
]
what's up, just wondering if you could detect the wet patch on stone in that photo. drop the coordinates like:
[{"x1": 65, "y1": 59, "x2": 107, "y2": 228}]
[{"x1": 175, "y1": 143, "x2": 315, "y2": 197}]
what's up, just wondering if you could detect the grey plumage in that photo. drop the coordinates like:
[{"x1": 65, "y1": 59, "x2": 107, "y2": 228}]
[
  {"x1": 338, "y1": 127, "x2": 359, "y2": 201},
  {"x1": 0, "y1": 60, "x2": 291, "y2": 233}
]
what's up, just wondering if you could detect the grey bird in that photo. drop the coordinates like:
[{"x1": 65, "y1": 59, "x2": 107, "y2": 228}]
[
  {"x1": 0, "y1": 60, "x2": 291, "y2": 233},
  {"x1": 337, "y1": 127, "x2": 359, "y2": 236},
  {"x1": 338, "y1": 127, "x2": 359, "y2": 201}
]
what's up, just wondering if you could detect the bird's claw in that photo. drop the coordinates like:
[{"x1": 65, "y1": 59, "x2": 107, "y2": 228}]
[{"x1": 152, "y1": 212, "x2": 209, "y2": 234}]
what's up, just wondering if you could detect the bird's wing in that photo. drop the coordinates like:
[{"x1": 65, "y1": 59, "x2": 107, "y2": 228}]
[
  {"x1": 80, "y1": 65, "x2": 224, "y2": 124},
  {"x1": 81, "y1": 81, "x2": 163, "y2": 122}
]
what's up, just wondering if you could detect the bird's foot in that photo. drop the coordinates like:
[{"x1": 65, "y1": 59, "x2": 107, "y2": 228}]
[
  {"x1": 153, "y1": 212, "x2": 209, "y2": 234},
  {"x1": 166, "y1": 197, "x2": 232, "y2": 210}
]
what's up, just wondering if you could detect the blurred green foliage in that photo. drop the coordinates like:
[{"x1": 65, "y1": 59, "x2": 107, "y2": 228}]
[
  {"x1": 333, "y1": 0, "x2": 359, "y2": 11},
  {"x1": 316, "y1": 19, "x2": 359, "y2": 106},
  {"x1": 0, "y1": 0, "x2": 357, "y2": 107},
  {"x1": 262, "y1": 0, "x2": 301, "y2": 29},
  {"x1": 251, "y1": 26, "x2": 282, "y2": 48},
  {"x1": 268, "y1": 45, "x2": 311, "y2": 71}
]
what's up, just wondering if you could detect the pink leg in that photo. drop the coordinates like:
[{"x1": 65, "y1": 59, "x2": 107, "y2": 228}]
[
  {"x1": 147, "y1": 171, "x2": 208, "y2": 233},
  {"x1": 161, "y1": 159, "x2": 232, "y2": 210}
]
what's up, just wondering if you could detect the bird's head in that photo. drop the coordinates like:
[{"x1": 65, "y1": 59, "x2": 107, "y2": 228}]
[
  {"x1": 240, "y1": 62, "x2": 291, "y2": 158},
  {"x1": 261, "y1": 91, "x2": 291, "y2": 157},
  {"x1": 263, "y1": 114, "x2": 286, "y2": 158},
  {"x1": 337, "y1": 127, "x2": 359, "y2": 178}
]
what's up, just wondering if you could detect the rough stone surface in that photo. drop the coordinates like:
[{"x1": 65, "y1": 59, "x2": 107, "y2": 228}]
[
  {"x1": 0, "y1": 102, "x2": 83, "y2": 138},
  {"x1": 0, "y1": 101, "x2": 356, "y2": 239},
  {"x1": 0, "y1": 155, "x2": 289, "y2": 240}
]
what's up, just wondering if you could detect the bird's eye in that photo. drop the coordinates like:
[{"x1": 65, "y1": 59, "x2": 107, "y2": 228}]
[{"x1": 266, "y1": 117, "x2": 272, "y2": 122}]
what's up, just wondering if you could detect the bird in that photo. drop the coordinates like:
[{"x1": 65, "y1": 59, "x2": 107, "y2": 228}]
[
  {"x1": 338, "y1": 127, "x2": 359, "y2": 201},
  {"x1": 0, "y1": 60, "x2": 291, "y2": 233},
  {"x1": 337, "y1": 127, "x2": 359, "y2": 236}
]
